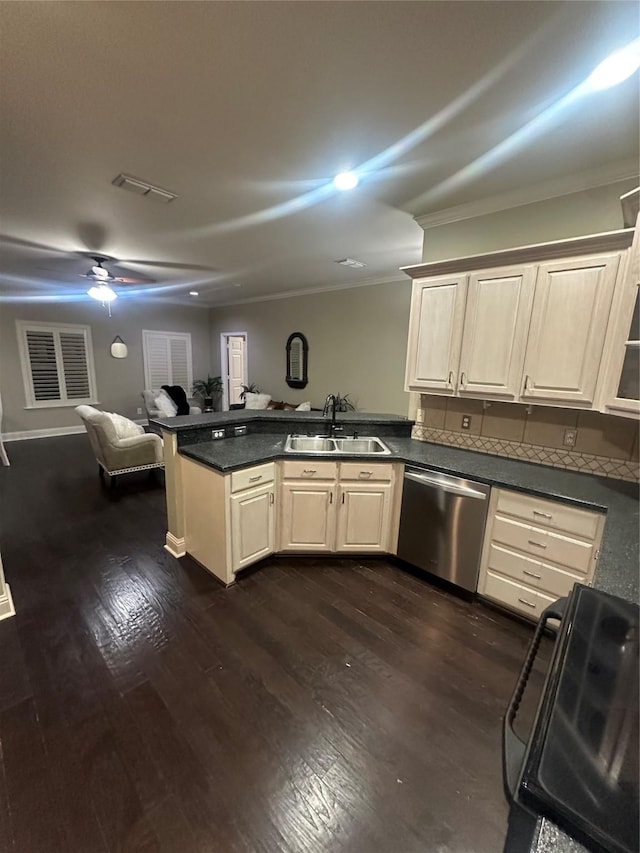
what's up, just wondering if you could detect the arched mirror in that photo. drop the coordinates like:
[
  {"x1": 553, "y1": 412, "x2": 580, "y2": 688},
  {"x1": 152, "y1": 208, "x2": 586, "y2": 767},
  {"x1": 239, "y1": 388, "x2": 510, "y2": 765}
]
[{"x1": 286, "y1": 332, "x2": 309, "y2": 389}]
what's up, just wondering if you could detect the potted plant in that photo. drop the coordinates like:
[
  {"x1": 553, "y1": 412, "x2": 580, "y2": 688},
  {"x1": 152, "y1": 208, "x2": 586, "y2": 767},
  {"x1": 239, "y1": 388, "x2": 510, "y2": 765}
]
[
  {"x1": 334, "y1": 393, "x2": 355, "y2": 412},
  {"x1": 192, "y1": 375, "x2": 223, "y2": 412},
  {"x1": 240, "y1": 383, "x2": 261, "y2": 399}
]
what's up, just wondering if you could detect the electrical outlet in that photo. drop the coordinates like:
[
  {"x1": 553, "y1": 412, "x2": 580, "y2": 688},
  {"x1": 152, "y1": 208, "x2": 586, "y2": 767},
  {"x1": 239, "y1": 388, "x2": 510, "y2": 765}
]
[
  {"x1": 563, "y1": 428, "x2": 577, "y2": 447},
  {"x1": 233, "y1": 425, "x2": 247, "y2": 436},
  {"x1": 136, "y1": 407, "x2": 143, "y2": 416},
  {"x1": 461, "y1": 415, "x2": 471, "y2": 430},
  {"x1": 211, "y1": 429, "x2": 225, "y2": 440}
]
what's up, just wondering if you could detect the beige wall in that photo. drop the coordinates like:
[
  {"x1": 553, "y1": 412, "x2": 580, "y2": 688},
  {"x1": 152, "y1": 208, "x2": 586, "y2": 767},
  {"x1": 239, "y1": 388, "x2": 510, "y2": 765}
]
[
  {"x1": 0, "y1": 300, "x2": 211, "y2": 434},
  {"x1": 421, "y1": 179, "x2": 637, "y2": 262},
  {"x1": 210, "y1": 280, "x2": 412, "y2": 414}
]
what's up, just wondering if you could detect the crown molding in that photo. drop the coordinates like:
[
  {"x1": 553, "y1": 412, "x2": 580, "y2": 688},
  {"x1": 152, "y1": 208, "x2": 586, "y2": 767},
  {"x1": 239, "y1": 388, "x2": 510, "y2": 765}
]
[
  {"x1": 401, "y1": 228, "x2": 635, "y2": 279},
  {"x1": 414, "y1": 161, "x2": 640, "y2": 230},
  {"x1": 209, "y1": 272, "x2": 408, "y2": 308}
]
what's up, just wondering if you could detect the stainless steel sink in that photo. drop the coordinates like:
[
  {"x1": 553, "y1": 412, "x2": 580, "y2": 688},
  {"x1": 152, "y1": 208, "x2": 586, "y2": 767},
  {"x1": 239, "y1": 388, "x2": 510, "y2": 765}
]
[
  {"x1": 284, "y1": 434, "x2": 391, "y2": 455},
  {"x1": 333, "y1": 437, "x2": 390, "y2": 454},
  {"x1": 286, "y1": 436, "x2": 336, "y2": 452}
]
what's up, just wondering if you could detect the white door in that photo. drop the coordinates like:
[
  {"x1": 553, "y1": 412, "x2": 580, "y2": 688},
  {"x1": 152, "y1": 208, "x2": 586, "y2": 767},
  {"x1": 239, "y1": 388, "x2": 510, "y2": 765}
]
[
  {"x1": 404, "y1": 276, "x2": 467, "y2": 394},
  {"x1": 222, "y1": 333, "x2": 247, "y2": 409},
  {"x1": 458, "y1": 266, "x2": 536, "y2": 399},
  {"x1": 336, "y1": 484, "x2": 392, "y2": 552},
  {"x1": 230, "y1": 484, "x2": 275, "y2": 572},
  {"x1": 521, "y1": 254, "x2": 620, "y2": 405}
]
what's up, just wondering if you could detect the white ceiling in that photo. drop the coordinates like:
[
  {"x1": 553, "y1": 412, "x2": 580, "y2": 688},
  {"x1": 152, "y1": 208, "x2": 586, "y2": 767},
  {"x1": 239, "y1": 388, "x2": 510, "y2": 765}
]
[{"x1": 0, "y1": 1, "x2": 638, "y2": 307}]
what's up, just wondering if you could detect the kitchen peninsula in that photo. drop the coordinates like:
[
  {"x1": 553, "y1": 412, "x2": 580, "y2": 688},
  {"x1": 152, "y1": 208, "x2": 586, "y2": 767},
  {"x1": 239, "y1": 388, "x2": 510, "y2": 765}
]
[{"x1": 152, "y1": 409, "x2": 638, "y2": 604}]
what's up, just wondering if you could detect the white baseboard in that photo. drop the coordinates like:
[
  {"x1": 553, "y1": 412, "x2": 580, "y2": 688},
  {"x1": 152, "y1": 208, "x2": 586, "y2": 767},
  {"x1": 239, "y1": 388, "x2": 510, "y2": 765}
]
[
  {"x1": 4, "y1": 425, "x2": 86, "y2": 442},
  {"x1": 4, "y1": 418, "x2": 147, "y2": 443},
  {"x1": 0, "y1": 584, "x2": 16, "y2": 621},
  {"x1": 165, "y1": 533, "x2": 186, "y2": 558}
]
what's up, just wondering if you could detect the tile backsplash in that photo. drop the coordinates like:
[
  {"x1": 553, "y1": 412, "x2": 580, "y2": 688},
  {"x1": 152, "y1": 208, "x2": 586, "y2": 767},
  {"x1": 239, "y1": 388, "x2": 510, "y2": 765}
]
[{"x1": 414, "y1": 396, "x2": 639, "y2": 482}]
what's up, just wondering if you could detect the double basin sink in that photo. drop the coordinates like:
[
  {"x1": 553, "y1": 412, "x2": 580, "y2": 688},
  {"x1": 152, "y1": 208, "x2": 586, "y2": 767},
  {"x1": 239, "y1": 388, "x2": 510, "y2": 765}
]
[{"x1": 285, "y1": 434, "x2": 391, "y2": 455}]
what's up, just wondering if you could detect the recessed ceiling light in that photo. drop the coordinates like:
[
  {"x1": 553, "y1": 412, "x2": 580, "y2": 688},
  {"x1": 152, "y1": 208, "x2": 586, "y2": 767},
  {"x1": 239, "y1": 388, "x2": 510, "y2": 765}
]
[
  {"x1": 233, "y1": 283, "x2": 242, "y2": 288},
  {"x1": 586, "y1": 41, "x2": 640, "y2": 90},
  {"x1": 189, "y1": 291, "x2": 199, "y2": 296},
  {"x1": 336, "y1": 258, "x2": 367, "y2": 268},
  {"x1": 333, "y1": 171, "x2": 359, "y2": 191}
]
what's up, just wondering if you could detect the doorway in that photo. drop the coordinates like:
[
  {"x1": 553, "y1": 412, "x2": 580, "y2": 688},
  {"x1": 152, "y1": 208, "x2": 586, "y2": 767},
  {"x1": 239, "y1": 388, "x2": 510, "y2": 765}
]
[{"x1": 220, "y1": 332, "x2": 248, "y2": 411}]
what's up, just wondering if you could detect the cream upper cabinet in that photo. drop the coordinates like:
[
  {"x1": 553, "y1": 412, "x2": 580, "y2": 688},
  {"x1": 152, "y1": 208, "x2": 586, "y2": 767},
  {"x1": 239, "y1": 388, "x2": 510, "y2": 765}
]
[
  {"x1": 405, "y1": 275, "x2": 467, "y2": 394},
  {"x1": 458, "y1": 266, "x2": 536, "y2": 399},
  {"x1": 520, "y1": 254, "x2": 620, "y2": 406},
  {"x1": 230, "y1": 483, "x2": 275, "y2": 572},
  {"x1": 336, "y1": 482, "x2": 392, "y2": 553},
  {"x1": 598, "y1": 217, "x2": 640, "y2": 418}
]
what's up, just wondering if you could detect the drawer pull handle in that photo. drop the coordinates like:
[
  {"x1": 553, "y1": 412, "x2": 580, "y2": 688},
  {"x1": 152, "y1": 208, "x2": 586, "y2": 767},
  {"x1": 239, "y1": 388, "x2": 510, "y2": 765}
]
[
  {"x1": 303, "y1": 469, "x2": 317, "y2": 475},
  {"x1": 269, "y1": 492, "x2": 274, "y2": 505},
  {"x1": 329, "y1": 492, "x2": 333, "y2": 504},
  {"x1": 528, "y1": 540, "x2": 547, "y2": 549},
  {"x1": 359, "y1": 471, "x2": 372, "y2": 478},
  {"x1": 460, "y1": 372, "x2": 466, "y2": 386},
  {"x1": 249, "y1": 475, "x2": 262, "y2": 482},
  {"x1": 533, "y1": 510, "x2": 552, "y2": 519},
  {"x1": 523, "y1": 570, "x2": 541, "y2": 579},
  {"x1": 448, "y1": 370, "x2": 454, "y2": 386},
  {"x1": 518, "y1": 597, "x2": 537, "y2": 608}
]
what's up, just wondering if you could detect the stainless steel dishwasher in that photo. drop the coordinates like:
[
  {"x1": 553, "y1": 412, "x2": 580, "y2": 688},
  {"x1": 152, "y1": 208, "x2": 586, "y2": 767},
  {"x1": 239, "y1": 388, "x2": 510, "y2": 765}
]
[{"x1": 397, "y1": 467, "x2": 491, "y2": 592}]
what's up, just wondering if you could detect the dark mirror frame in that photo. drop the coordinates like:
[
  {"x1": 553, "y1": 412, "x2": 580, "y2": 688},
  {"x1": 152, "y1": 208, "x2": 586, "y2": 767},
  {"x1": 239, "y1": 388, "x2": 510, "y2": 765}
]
[{"x1": 286, "y1": 332, "x2": 309, "y2": 389}]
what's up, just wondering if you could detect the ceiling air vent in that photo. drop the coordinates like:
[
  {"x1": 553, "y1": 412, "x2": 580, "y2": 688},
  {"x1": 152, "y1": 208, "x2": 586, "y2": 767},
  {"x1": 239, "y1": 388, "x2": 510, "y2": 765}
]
[
  {"x1": 336, "y1": 258, "x2": 366, "y2": 269},
  {"x1": 112, "y1": 174, "x2": 177, "y2": 203}
]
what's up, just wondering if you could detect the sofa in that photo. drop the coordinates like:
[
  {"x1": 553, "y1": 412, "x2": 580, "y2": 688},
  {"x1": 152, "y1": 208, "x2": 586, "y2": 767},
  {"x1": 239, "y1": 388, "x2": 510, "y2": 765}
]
[{"x1": 141, "y1": 389, "x2": 202, "y2": 420}]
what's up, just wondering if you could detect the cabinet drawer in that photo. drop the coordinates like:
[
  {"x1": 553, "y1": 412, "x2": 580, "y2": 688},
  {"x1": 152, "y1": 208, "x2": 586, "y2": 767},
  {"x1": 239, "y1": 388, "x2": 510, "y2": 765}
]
[
  {"x1": 281, "y1": 460, "x2": 338, "y2": 480},
  {"x1": 495, "y1": 489, "x2": 600, "y2": 540},
  {"x1": 493, "y1": 516, "x2": 593, "y2": 573},
  {"x1": 231, "y1": 462, "x2": 275, "y2": 494},
  {"x1": 339, "y1": 462, "x2": 394, "y2": 482},
  {"x1": 483, "y1": 572, "x2": 553, "y2": 620},
  {"x1": 488, "y1": 543, "x2": 583, "y2": 598}
]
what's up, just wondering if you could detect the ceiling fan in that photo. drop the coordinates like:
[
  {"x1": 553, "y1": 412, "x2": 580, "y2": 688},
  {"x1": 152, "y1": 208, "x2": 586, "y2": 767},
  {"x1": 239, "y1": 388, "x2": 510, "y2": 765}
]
[{"x1": 79, "y1": 256, "x2": 151, "y2": 306}]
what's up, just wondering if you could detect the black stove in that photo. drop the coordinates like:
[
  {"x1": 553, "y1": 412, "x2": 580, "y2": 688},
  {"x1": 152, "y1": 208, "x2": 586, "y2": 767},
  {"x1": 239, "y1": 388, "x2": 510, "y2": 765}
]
[{"x1": 504, "y1": 584, "x2": 639, "y2": 853}]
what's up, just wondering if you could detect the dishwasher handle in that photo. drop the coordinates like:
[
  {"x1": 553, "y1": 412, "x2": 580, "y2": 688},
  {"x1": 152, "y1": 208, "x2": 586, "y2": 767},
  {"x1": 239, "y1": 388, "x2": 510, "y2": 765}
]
[{"x1": 404, "y1": 469, "x2": 488, "y2": 500}]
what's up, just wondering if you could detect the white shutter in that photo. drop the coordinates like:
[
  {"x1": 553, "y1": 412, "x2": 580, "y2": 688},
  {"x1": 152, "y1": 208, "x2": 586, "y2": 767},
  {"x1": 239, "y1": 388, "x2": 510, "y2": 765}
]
[
  {"x1": 169, "y1": 337, "x2": 189, "y2": 388},
  {"x1": 17, "y1": 322, "x2": 97, "y2": 407},
  {"x1": 26, "y1": 330, "x2": 60, "y2": 401},
  {"x1": 143, "y1": 330, "x2": 193, "y2": 392},
  {"x1": 59, "y1": 332, "x2": 91, "y2": 399}
]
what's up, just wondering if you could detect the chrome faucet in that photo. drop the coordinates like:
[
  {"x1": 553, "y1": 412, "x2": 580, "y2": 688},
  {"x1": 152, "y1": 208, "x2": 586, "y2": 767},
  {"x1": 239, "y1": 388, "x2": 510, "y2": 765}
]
[{"x1": 322, "y1": 394, "x2": 343, "y2": 437}]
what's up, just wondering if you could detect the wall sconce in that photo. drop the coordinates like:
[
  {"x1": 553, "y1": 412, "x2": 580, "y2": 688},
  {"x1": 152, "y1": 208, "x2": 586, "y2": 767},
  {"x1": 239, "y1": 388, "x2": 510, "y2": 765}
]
[{"x1": 110, "y1": 336, "x2": 128, "y2": 359}]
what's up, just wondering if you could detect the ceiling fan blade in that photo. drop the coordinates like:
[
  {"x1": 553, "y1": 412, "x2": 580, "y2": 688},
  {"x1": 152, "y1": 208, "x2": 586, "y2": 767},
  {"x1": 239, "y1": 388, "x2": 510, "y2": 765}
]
[{"x1": 119, "y1": 258, "x2": 217, "y2": 272}]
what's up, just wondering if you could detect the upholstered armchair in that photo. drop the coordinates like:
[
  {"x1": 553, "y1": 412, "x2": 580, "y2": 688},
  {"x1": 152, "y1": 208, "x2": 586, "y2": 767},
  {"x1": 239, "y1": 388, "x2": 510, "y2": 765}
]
[{"x1": 75, "y1": 405, "x2": 164, "y2": 485}]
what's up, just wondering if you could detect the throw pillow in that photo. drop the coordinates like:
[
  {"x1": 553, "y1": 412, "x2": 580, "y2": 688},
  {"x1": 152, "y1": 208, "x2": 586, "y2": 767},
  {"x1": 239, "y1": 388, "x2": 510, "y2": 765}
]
[
  {"x1": 295, "y1": 401, "x2": 311, "y2": 411},
  {"x1": 154, "y1": 388, "x2": 178, "y2": 417},
  {"x1": 244, "y1": 392, "x2": 272, "y2": 410},
  {"x1": 107, "y1": 412, "x2": 144, "y2": 440}
]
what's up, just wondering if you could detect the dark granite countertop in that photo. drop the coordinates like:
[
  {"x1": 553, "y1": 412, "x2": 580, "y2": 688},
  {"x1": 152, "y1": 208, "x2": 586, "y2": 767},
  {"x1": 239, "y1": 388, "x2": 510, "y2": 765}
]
[
  {"x1": 179, "y1": 434, "x2": 638, "y2": 604},
  {"x1": 152, "y1": 409, "x2": 412, "y2": 433},
  {"x1": 179, "y1": 431, "x2": 638, "y2": 853}
]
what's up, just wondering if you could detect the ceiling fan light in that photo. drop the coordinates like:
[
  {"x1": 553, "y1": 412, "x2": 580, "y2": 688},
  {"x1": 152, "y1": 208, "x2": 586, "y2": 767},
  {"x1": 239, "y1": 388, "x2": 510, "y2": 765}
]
[
  {"x1": 91, "y1": 264, "x2": 110, "y2": 279},
  {"x1": 88, "y1": 284, "x2": 117, "y2": 302}
]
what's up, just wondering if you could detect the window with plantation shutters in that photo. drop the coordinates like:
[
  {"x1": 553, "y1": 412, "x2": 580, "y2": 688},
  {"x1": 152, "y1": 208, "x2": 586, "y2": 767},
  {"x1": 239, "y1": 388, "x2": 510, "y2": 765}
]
[
  {"x1": 17, "y1": 322, "x2": 97, "y2": 408},
  {"x1": 142, "y1": 330, "x2": 193, "y2": 392}
]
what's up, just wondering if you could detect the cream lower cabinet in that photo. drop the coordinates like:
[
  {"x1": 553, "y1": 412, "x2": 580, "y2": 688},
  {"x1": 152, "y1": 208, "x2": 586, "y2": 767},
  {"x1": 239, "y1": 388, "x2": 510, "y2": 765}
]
[
  {"x1": 230, "y1": 483, "x2": 275, "y2": 572},
  {"x1": 478, "y1": 487, "x2": 605, "y2": 621},
  {"x1": 279, "y1": 460, "x2": 400, "y2": 554},
  {"x1": 182, "y1": 458, "x2": 276, "y2": 585}
]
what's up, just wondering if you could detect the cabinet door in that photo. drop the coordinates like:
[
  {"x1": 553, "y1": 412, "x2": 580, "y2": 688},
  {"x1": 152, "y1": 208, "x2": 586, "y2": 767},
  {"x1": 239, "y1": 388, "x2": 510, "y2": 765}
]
[
  {"x1": 336, "y1": 483, "x2": 392, "y2": 552},
  {"x1": 279, "y1": 482, "x2": 336, "y2": 552},
  {"x1": 521, "y1": 254, "x2": 619, "y2": 405},
  {"x1": 405, "y1": 276, "x2": 467, "y2": 394},
  {"x1": 458, "y1": 266, "x2": 535, "y2": 399},
  {"x1": 230, "y1": 484, "x2": 275, "y2": 572}
]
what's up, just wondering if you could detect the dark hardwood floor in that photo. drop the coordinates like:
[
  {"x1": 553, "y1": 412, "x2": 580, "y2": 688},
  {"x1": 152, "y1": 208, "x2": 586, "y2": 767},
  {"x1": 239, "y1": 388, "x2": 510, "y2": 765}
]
[{"x1": 0, "y1": 435, "x2": 547, "y2": 853}]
